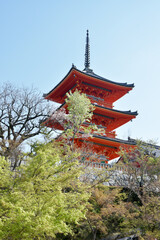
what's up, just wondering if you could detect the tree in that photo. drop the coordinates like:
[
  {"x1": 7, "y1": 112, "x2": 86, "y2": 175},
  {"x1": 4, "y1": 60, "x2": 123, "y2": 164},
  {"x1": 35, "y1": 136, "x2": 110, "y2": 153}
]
[
  {"x1": 0, "y1": 141, "x2": 90, "y2": 239},
  {"x1": 0, "y1": 90, "x2": 101, "y2": 239},
  {"x1": 61, "y1": 185, "x2": 140, "y2": 240},
  {"x1": 0, "y1": 90, "x2": 99, "y2": 239},
  {"x1": 50, "y1": 90, "x2": 96, "y2": 145},
  {"x1": 116, "y1": 140, "x2": 160, "y2": 201},
  {"x1": 115, "y1": 140, "x2": 160, "y2": 239},
  {"x1": 0, "y1": 83, "x2": 51, "y2": 169}
]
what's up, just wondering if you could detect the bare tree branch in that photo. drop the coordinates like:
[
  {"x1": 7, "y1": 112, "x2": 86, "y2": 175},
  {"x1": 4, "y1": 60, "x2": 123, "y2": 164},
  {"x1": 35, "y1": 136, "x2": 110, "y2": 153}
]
[{"x1": 0, "y1": 83, "x2": 53, "y2": 168}]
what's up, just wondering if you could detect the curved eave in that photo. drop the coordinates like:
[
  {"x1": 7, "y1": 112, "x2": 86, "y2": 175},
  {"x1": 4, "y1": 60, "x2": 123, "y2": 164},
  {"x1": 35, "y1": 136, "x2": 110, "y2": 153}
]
[
  {"x1": 43, "y1": 102, "x2": 137, "y2": 132},
  {"x1": 43, "y1": 67, "x2": 134, "y2": 102},
  {"x1": 94, "y1": 104, "x2": 138, "y2": 118},
  {"x1": 86, "y1": 135, "x2": 137, "y2": 148},
  {"x1": 43, "y1": 67, "x2": 74, "y2": 100},
  {"x1": 56, "y1": 102, "x2": 138, "y2": 119},
  {"x1": 79, "y1": 68, "x2": 134, "y2": 88}
]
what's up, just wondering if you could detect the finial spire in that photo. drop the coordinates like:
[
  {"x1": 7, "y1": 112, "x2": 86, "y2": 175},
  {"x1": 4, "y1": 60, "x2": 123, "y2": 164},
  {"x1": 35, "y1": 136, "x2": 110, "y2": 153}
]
[{"x1": 84, "y1": 30, "x2": 90, "y2": 70}]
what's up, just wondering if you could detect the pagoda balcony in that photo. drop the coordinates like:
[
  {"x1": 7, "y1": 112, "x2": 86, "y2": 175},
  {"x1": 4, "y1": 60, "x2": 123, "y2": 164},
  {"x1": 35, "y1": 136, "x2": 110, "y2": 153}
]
[
  {"x1": 64, "y1": 89, "x2": 113, "y2": 108},
  {"x1": 80, "y1": 161, "x2": 109, "y2": 169},
  {"x1": 83, "y1": 122, "x2": 116, "y2": 139},
  {"x1": 86, "y1": 95, "x2": 113, "y2": 108}
]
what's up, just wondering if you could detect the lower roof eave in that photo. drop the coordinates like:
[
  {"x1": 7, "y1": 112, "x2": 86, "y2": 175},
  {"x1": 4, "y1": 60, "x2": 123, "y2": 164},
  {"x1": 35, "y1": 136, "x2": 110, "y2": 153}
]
[{"x1": 90, "y1": 134, "x2": 137, "y2": 146}]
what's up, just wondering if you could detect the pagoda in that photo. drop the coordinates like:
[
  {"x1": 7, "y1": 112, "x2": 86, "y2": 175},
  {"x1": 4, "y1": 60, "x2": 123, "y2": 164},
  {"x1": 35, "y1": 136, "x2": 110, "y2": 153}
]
[{"x1": 43, "y1": 30, "x2": 138, "y2": 166}]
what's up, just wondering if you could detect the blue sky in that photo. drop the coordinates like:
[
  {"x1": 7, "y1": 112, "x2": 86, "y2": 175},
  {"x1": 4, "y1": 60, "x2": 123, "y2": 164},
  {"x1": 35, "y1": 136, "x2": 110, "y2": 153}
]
[{"x1": 0, "y1": 0, "x2": 160, "y2": 144}]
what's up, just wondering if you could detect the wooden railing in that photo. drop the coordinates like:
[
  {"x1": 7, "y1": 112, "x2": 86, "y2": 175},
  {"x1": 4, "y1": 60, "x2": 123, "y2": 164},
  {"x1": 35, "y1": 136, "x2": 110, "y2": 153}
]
[
  {"x1": 87, "y1": 95, "x2": 113, "y2": 108},
  {"x1": 80, "y1": 161, "x2": 113, "y2": 169}
]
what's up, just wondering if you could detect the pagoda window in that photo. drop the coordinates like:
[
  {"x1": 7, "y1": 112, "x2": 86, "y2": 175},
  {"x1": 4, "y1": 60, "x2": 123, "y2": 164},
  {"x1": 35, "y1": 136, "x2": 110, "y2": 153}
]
[{"x1": 86, "y1": 94, "x2": 104, "y2": 102}]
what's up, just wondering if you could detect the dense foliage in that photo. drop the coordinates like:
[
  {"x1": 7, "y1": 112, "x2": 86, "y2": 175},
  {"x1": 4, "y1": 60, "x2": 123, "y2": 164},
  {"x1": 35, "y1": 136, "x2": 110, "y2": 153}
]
[
  {"x1": 0, "y1": 88, "x2": 160, "y2": 239},
  {"x1": 0, "y1": 142, "x2": 90, "y2": 239}
]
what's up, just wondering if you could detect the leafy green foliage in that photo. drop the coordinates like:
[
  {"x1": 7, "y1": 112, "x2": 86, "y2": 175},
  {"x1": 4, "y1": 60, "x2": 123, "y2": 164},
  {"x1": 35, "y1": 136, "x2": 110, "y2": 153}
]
[
  {"x1": 68, "y1": 186, "x2": 140, "y2": 240},
  {"x1": 64, "y1": 90, "x2": 102, "y2": 142},
  {"x1": 1, "y1": 89, "x2": 160, "y2": 240},
  {"x1": 66, "y1": 90, "x2": 94, "y2": 126},
  {"x1": 0, "y1": 142, "x2": 90, "y2": 239},
  {"x1": 0, "y1": 90, "x2": 97, "y2": 239}
]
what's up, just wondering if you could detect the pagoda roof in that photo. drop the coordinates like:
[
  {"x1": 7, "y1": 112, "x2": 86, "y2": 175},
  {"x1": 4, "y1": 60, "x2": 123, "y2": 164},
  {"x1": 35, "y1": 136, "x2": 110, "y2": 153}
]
[
  {"x1": 94, "y1": 104, "x2": 138, "y2": 117},
  {"x1": 81, "y1": 68, "x2": 134, "y2": 88},
  {"x1": 92, "y1": 134, "x2": 136, "y2": 146},
  {"x1": 44, "y1": 66, "x2": 134, "y2": 103},
  {"x1": 76, "y1": 134, "x2": 136, "y2": 160},
  {"x1": 43, "y1": 102, "x2": 137, "y2": 132},
  {"x1": 55, "y1": 101, "x2": 138, "y2": 119},
  {"x1": 94, "y1": 105, "x2": 137, "y2": 131},
  {"x1": 77, "y1": 130, "x2": 137, "y2": 147}
]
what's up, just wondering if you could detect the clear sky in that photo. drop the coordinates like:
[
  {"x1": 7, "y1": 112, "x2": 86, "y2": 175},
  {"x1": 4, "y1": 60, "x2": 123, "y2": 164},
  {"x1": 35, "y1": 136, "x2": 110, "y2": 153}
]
[{"x1": 0, "y1": 0, "x2": 160, "y2": 144}]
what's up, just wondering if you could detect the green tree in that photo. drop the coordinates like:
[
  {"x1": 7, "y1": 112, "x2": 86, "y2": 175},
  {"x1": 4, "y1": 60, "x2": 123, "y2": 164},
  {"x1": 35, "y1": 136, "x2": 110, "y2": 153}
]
[
  {"x1": 63, "y1": 185, "x2": 139, "y2": 240},
  {"x1": 50, "y1": 90, "x2": 101, "y2": 149},
  {"x1": 0, "y1": 141, "x2": 90, "y2": 239},
  {"x1": 0, "y1": 90, "x2": 97, "y2": 239}
]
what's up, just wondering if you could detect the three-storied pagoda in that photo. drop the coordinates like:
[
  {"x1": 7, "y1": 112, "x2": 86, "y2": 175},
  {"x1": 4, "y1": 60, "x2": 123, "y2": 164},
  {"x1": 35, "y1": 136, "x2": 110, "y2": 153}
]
[{"x1": 43, "y1": 31, "x2": 137, "y2": 166}]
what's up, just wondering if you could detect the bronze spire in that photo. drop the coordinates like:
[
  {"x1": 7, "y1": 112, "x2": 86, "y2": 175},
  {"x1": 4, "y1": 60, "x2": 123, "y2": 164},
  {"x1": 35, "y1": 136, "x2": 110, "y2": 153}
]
[{"x1": 84, "y1": 30, "x2": 90, "y2": 70}]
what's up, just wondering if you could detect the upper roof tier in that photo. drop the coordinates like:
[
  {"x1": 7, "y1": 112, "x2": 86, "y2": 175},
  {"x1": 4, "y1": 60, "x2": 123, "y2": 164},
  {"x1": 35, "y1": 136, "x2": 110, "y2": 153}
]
[{"x1": 44, "y1": 66, "x2": 134, "y2": 104}]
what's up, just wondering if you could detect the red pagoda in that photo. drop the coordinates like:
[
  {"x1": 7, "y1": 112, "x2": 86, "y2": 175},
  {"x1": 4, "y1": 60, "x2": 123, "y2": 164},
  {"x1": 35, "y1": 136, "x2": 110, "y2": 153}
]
[{"x1": 43, "y1": 30, "x2": 137, "y2": 166}]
